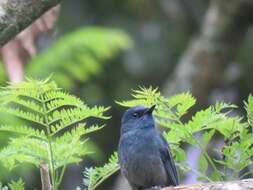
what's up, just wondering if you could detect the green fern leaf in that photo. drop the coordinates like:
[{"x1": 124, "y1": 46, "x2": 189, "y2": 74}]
[
  {"x1": 26, "y1": 27, "x2": 132, "y2": 89},
  {"x1": 0, "y1": 78, "x2": 109, "y2": 189},
  {"x1": 0, "y1": 125, "x2": 46, "y2": 140},
  {"x1": 84, "y1": 152, "x2": 120, "y2": 190},
  {"x1": 244, "y1": 94, "x2": 253, "y2": 127},
  {"x1": 8, "y1": 179, "x2": 25, "y2": 190},
  {"x1": 49, "y1": 106, "x2": 109, "y2": 136},
  {"x1": 167, "y1": 92, "x2": 196, "y2": 117},
  {"x1": 0, "y1": 107, "x2": 46, "y2": 128}
]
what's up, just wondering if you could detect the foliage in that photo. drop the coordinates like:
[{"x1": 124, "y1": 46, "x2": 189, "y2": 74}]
[
  {"x1": 26, "y1": 27, "x2": 132, "y2": 89},
  {"x1": 0, "y1": 179, "x2": 24, "y2": 190},
  {"x1": 117, "y1": 87, "x2": 253, "y2": 181},
  {"x1": 84, "y1": 87, "x2": 253, "y2": 190},
  {"x1": 0, "y1": 78, "x2": 109, "y2": 190},
  {"x1": 83, "y1": 152, "x2": 119, "y2": 190}
]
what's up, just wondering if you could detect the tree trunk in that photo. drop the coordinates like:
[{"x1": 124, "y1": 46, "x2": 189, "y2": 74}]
[
  {"x1": 163, "y1": 0, "x2": 253, "y2": 107},
  {"x1": 0, "y1": 0, "x2": 61, "y2": 47}
]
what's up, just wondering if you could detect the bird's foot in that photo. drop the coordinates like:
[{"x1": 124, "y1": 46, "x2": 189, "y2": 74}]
[{"x1": 145, "y1": 186, "x2": 162, "y2": 190}]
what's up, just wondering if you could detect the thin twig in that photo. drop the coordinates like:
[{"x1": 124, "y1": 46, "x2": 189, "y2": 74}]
[{"x1": 40, "y1": 163, "x2": 52, "y2": 190}]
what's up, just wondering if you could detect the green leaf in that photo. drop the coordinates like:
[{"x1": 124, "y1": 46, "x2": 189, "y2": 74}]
[
  {"x1": 8, "y1": 179, "x2": 25, "y2": 190},
  {"x1": 245, "y1": 94, "x2": 253, "y2": 126},
  {"x1": 201, "y1": 130, "x2": 215, "y2": 146},
  {"x1": 26, "y1": 27, "x2": 132, "y2": 89},
  {"x1": 209, "y1": 170, "x2": 222, "y2": 181},
  {"x1": 0, "y1": 78, "x2": 109, "y2": 189},
  {"x1": 84, "y1": 152, "x2": 120, "y2": 190},
  {"x1": 198, "y1": 155, "x2": 208, "y2": 174},
  {"x1": 171, "y1": 145, "x2": 186, "y2": 162},
  {"x1": 117, "y1": 86, "x2": 253, "y2": 182},
  {"x1": 0, "y1": 125, "x2": 47, "y2": 140},
  {"x1": 167, "y1": 92, "x2": 196, "y2": 117}
]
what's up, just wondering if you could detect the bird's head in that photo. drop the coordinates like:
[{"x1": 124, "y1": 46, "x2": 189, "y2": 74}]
[{"x1": 121, "y1": 105, "x2": 156, "y2": 134}]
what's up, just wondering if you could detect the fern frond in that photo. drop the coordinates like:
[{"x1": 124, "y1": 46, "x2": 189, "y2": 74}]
[
  {"x1": 49, "y1": 106, "x2": 109, "y2": 135},
  {"x1": 186, "y1": 104, "x2": 241, "y2": 137},
  {"x1": 0, "y1": 141, "x2": 44, "y2": 170},
  {"x1": 26, "y1": 27, "x2": 132, "y2": 89},
  {"x1": 1, "y1": 78, "x2": 58, "y2": 103},
  {"x1": 0, "y1": 125, "x2": 47, "y2": 140},
  {"x1": 0, "y1": 78, "x2": 109, "y2": 189},
  {"x1": 244, "y1": 94, "x2": 253, "y2": 126},
  {"x1": 167, "y1": 92, "x2": 196, "y2": 117},
  {"x1": 9, "y1": 137, "x2": 48, "y2": 160},
  {"x1": 6, "y1": 97, "x2": 44, "y2": 115},
  {"x1": 43, "y1": 90, "x2": 81, "y2": 103},
  {"x1": 45, "y1": 92, "x2": 84, "y2": 113},
  {"x1": 84, "y1": 152, "x2": 120, "y2": 190},
  {"x1": 116, "y1": 87, "x2": 197, "y2": 130},
  {"x1": 0, "y1": 179, "x2": 25, "y2": 190},
  {"x1": 0, "y1": 107, "x2": 46, "y2": 128},
  {"x1": 116, "y1": 87, "x2": 160, "y2": 107},
  {"x1": 53, "y1": 126, "x2": 91, "y2": 168},
  {"x1": 8, "y1": 179, "x2": 25, "y2": 190}
]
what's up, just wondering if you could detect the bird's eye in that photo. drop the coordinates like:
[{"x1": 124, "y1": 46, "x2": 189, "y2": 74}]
[{"x1": 132, "y1": 112, "x2": 139, "y2": 117}]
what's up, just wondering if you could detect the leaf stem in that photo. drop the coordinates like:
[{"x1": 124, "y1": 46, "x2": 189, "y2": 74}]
[
  {"x1": 90, "y1": 165, "x2": 120, "y2": 190},
  {"x1": 41, "y1": 97, "x2": 57, "y2": 190},
  {"x1": 56, "y1": 165, "x2": 66, "y2": 189},
  {"x1": 174, "y1": 117, "x2": 222, "y2": 181}
]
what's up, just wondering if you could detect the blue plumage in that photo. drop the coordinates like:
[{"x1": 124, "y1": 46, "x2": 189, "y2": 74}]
[{"x1": 118, "y1": 105, "x2": 179, "y2": 190}]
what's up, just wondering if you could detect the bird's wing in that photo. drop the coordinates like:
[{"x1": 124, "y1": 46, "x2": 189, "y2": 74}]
[{"x1": 159, "y1": 133, "x2": 179, "y2": 186}]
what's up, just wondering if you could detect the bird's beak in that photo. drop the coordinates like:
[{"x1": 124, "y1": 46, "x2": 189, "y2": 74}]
[{"x1": 145, "y1": 105, "x2": 156, "y2": 115}]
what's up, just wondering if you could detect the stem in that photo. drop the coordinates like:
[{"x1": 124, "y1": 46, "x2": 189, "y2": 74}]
[
  {"x1": 240, "y1": 170, "x2": 253, "y2": 179},
  {"x1": 56, "y1": 165, "x2": 66, "y2": 189},
  {"x1": 40, "y1": 163, "x2": 52, "y2": 190},
  {"x1": 189, "y1": 165, "x2": 213, "y2": 182},
  {"x1": 47, "y1": 141, "x2": 56, "y2": 190},
  {"x1": 194, "y1": 136, "x2": 222, "y2": 180},
  {"x1": 174, "y1": 118, "x2": 222, "y2": 180},
  {"x1": 41, "y1": 97, "x2": 57, "y2": 190},
  {"x1": 91, "y1": 166, "x2": 120, "y2": 190}
]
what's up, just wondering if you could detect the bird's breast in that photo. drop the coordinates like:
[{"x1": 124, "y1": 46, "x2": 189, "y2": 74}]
[{"x1": 119, "y1": 130, "x2": 167, "y2": 187}]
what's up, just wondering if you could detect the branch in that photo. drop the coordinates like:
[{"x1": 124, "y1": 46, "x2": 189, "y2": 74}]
[
  {"x1": 40, "y1": 163, "x2": 52, "y2": 190},
  {"x1": 162, "y1": 179, "x2": 253, "y2": 190},
  {"x1": 163, "y1": 0, "x2": 253, "y2": 106},
  {"x1": 0, "y1": 0, "x2": 61, "y2": 47}
]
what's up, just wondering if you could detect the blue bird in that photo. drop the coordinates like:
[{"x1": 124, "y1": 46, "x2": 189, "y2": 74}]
[{"x1": 118, "y1": 105, "x2": 179, "y2": 190}]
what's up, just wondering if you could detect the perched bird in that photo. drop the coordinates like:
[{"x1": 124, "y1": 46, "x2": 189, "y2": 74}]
[{"x1": 118, "y1": 105, "x2": 179, "y2": 190}]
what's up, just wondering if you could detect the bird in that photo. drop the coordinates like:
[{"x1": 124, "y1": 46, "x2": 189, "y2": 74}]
[{"x1": 118, "y1": 105, "x2": 179, "y2": 190}]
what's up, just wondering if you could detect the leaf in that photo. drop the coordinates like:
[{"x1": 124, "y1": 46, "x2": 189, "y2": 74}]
[
  {"x1": 0, "y1": 125, "x2": 47, "y2": 140},
  {"x1": 8, "y1": 179, "x2": 25, "y2": 190},
  {"x1": 167, "y1": 92, "x2": 196, "y2": 117},
  {"x1": 198, "y1": 155, "x2": 208, "y2": 174},
  {"x1": 171, "y1": 145, "x2": 186, "y2": 162},
  {"x1": 117, "y1": 86, "x2": 253, "y2": 182},
  {"x1": 0, "y1": 78, "x2": 109, "y2": 188},
  {"x1": 116, "y1": 87, "x2": 160, "y2": 108},
  {"x1": 209, "y1": 170, "x2": 222, "y2": 181},
  {"x1": 244, "y1": 94, "x2": 253, "y2": 126},
  {"x1": 84, "y1": 152, "x2": 120, "y2": 190},
  {"x1": 201, "y1": 130, "x2": 215, "y2": 146},
  {"x1": 26, "y1": 27, "x2": 132, "y2": 89}
]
